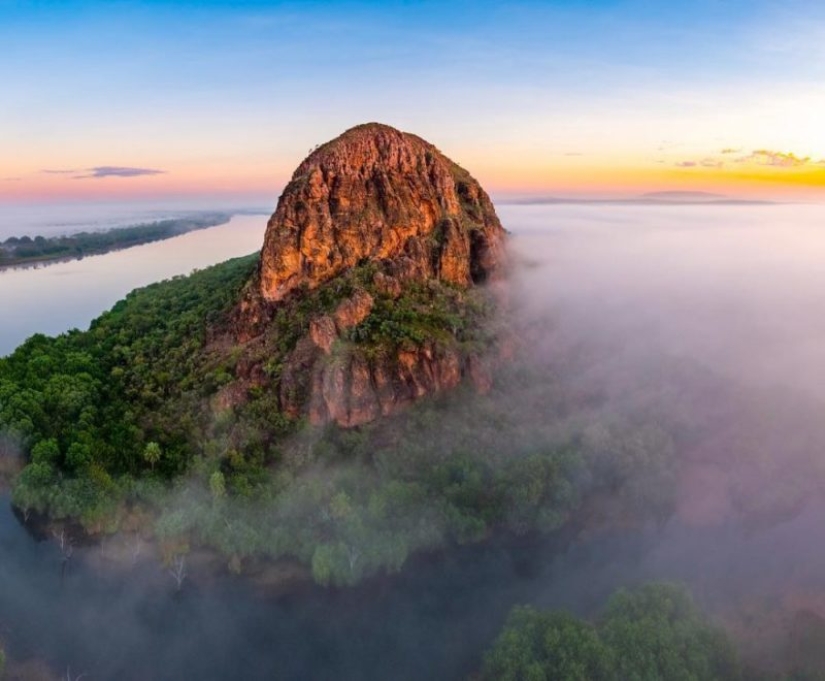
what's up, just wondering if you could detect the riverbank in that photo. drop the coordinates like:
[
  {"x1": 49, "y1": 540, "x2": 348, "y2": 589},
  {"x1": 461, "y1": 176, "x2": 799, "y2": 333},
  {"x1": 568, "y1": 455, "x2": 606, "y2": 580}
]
[
  {"x1": 0, "y1": 212, "x2": 231, "y2": 271},
  {"x1": 0, "y1": 214, "x2": 267, "y2": 356}
]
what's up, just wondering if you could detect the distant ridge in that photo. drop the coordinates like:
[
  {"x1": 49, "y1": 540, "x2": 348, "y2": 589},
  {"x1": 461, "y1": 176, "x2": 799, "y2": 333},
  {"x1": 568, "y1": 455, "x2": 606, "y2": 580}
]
[
  {"x1": 639, "y1": 191, "x2": 726, "y2": 202},
  {"x1": 501, "y1": 192, "x2": 775, "y2": 206}
]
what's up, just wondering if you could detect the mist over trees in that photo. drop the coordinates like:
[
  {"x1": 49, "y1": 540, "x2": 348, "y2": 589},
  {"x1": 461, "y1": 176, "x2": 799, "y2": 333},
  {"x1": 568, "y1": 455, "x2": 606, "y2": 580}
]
[
  {"x1": 480, "y1": 582, "x2": 741, "y2": 681},
  {"x1": 3, "y1": 204, "x2": 825, "y2": 678},
  {"x1": 0, "y1": 245, "x2": 681, "y2": 585}
]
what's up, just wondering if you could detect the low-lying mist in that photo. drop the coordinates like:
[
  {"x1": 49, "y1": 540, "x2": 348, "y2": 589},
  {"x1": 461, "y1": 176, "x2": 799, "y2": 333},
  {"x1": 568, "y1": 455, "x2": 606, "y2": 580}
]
[
  {"x1": 3, "y1": 201, "x2": 825, "y2": 679},
  {"x1": 508, "y1": 202, "x2": 825, "y2": 400},
  {"x1": 500, "y1": 201, "x2": 825, "y2": 671}
]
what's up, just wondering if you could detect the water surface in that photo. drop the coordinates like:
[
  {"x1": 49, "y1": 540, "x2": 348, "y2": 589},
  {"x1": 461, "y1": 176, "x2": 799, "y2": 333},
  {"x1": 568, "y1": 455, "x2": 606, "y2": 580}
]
[{"x1": 0, "y1": 214, "x2": 266, "y2": 356}]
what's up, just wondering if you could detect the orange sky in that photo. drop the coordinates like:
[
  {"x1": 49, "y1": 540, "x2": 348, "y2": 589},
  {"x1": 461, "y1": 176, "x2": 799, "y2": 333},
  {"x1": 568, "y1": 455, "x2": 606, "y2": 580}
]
[
  {"x1": 3, "y1": 150, "x2": 824, "y2": 205},
  {"x1": 4, "y1": 1, "x2": 825, "y2": 207}
]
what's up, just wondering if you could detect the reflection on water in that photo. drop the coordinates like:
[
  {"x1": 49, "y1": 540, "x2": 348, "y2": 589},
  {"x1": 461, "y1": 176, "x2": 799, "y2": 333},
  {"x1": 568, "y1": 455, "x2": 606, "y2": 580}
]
[{"x1": 0, "y1": 215, "x2": 267, "y2": 356}]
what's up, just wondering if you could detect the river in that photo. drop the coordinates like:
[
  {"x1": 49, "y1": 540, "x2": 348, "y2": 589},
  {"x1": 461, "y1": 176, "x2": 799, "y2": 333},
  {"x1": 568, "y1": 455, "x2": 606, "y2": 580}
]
[{"x1": 0, "y1": 214, "x2": 267, "y2": 357}]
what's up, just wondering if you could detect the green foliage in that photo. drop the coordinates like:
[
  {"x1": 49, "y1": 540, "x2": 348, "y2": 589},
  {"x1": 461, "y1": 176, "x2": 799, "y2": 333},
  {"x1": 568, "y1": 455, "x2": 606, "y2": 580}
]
[
  {"x1": 0, "y1": 254, "x2": 258, "y2": 522},
  {"x1": 601, "y1": 583, "x2": 741, "y2": 681},
  {"x1": 137, "y1": 336, "x2": 676, "y2": 587},
  {"x1": 481, "y1": 583, "x2": 741, "y2": 681},
  {"x1": 0, "y1": 213, "x2": 228, "y2": 266},
  {"x1": 348, "y1": 279, "x2": 495, "y2": 352},
  {"x1": 0, "y1": 247, "x2": 682, "y2": 586},
  {"x1": 483, "y1": 608, "x2": 611, "y2": 681},
  {"x1": 209, "y1": 470, "x2": 227, "y2": 500},
  {"x1": 143, "y1": 442, "x2": 162, "y2": 471},
  {"x1": 30, "y1": 438, "x2": 59, "y2": 465}
]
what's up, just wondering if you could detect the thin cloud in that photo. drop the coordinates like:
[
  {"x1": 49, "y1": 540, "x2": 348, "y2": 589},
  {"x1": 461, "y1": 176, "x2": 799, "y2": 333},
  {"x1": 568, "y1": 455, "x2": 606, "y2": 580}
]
[
  {"x1": 75, "y1": 166, "x2": 166, "y2": 179},
  {"x1": 39, "y1": 166, "x2": 166, "y2": 179},
  {"x1": 674, "y1": 149, "x2": 823, "y2": 171},
  {"x1": 675, "y1": 159, "x2": 723, "y2": 169},
  {"x1": 736, "y1": 150, "x2": 810, "y2": 168}
]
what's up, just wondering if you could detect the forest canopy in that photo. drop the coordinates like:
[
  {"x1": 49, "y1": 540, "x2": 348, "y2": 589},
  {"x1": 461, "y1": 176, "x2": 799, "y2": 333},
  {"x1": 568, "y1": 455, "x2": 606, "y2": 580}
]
[
  {"x1": 0, "y1": 252, "x2": 680, "y2": 586},
  {"x1": 479, "y1": 582, "x2": 741, "y2": 681}
]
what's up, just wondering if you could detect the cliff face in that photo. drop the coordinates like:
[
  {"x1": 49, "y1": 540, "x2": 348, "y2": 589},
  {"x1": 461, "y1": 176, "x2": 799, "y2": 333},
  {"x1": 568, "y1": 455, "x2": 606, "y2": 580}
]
[
  {"x1": 257, "y1": 123, "x2": 505, "y2": 302},
  {"x1": 235, "y1": 123, "x2": 507, "y2": 428}
]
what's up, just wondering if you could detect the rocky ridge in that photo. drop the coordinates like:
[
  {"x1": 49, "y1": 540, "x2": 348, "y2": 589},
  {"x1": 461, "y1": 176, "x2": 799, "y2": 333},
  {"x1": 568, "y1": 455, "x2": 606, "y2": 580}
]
[{"x1": 234, "y1": 123, "x2": 507, "y2": 427}]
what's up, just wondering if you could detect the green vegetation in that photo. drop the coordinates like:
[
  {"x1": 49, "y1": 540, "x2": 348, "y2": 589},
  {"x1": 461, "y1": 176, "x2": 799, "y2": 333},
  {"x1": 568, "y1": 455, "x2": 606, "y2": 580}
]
[
  {"x1": 0, "y1": 212, "x2": 229, "y2": 268},
  {"x1": 1, "y1": 253, "x2": 260, "y2": 527},
  {"x1": 480, "y1": 582, "x2": 741, "y2": 681},
  {"x1": 348, "y1": 279, "x2": 495, "y2": 351},
  {"x1": 0, "y1": 253, "x2": 678, "y2": 584}
]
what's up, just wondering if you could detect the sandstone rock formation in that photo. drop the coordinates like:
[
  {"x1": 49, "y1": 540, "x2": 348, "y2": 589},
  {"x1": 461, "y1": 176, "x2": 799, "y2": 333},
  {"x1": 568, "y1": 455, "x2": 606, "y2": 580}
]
[
  {"x1": 257, "y1": 122, "x2": 505, "y2": 302},
  {"x1": 236, "y1": 123, "x2": 507, "y2": 428}
]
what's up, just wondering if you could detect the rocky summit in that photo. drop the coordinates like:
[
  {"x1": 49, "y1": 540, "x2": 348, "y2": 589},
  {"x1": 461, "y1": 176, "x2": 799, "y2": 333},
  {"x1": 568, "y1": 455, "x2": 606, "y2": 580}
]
[
  {"x1": 235, "y1": 123, "x2": 508, "y2": 427},
  {"x1": 257, "y1": 122, "x2": 505, "y2": 301}
]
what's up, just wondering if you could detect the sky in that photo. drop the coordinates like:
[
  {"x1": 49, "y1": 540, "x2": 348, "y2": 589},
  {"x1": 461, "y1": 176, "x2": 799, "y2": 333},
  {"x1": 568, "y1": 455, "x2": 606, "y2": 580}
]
[{"x1": 1, "y1": 0, "x2": 825, "y2": 206}]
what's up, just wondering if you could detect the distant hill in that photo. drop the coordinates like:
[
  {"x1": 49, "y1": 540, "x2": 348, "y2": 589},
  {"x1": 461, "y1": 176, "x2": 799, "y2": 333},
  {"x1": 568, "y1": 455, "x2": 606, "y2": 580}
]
[
  {"x1": 639, "y1": 191, "x2": 727, "y2": 202},
  {"x1": 501, "y1": 191, "x2": 775, "y2": 206}
]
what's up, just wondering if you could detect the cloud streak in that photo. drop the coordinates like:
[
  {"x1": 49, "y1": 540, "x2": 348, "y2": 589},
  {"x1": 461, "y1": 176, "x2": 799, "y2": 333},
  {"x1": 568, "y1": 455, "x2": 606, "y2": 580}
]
[
  {"x1": 674, "y1": 148, "x2": 825, "y2": 172},
  {"x1": 39, "y1": 166, "x2": 166, "y2": 180},
  {"x1": 77, "y1": 166, "x2": 166, "y2": 179},
  {"x1": 736, "y1": 150, "x2": 811, "y2": 168}
]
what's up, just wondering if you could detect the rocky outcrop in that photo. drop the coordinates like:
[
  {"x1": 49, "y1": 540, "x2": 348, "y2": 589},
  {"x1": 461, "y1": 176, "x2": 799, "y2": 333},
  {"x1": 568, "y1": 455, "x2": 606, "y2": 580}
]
[
  {"x1": 309, "y1": 289, "x2": 375, "y2": 354},
  {"x1": 255, "y1": 122, "x2": 505, "y2": 302},
  {"x1": 308, "y1": 341, "x2": 464, "y2": 427},
  {"x1": 236, "y1": 123, "x2": 508, "y2": 428}
]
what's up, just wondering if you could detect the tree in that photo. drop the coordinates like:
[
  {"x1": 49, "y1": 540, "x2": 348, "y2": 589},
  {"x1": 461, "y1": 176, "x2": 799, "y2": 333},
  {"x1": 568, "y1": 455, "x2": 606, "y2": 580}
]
[
  {"x1": 143, "y1": 442, "x2": 162, "y2": 471},
  {"x1": 209, "y1": 471, "x2": 226, "y2": 501},
  {"x1": 601, "y1": 582, "x2": 740, "y2": 681},
  {"x1": 482, "y1": 607, "x2": 611, "y2": 681},
  {"x1": 31, "y1": 438, "x2": 60, "y2": 465},
  {"x1": 66, "y1": 442, "x2": 92, "y2": 472},
  {"x1": 481, "y1": 583, "x2": 741, "y2": 681},
  {"x1": 169, "y1": 554, "x2": 187, "y2": 591}
]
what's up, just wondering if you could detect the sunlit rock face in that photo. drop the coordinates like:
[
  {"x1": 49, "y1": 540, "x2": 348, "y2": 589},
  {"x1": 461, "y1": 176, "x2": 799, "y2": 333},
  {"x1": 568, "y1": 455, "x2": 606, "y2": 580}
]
[
  {"x1": 236, "y1": 123, "x2": 507, "y2": 428},
  {"x1": 257, "y1": 122, "x2": 506, "y2": 302}
]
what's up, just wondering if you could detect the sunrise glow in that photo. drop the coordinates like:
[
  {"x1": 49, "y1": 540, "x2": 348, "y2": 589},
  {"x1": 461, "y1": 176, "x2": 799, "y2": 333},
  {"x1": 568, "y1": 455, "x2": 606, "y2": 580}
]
[{"x1": 2, "y1": 0, "x2": 824, "y2": 204}]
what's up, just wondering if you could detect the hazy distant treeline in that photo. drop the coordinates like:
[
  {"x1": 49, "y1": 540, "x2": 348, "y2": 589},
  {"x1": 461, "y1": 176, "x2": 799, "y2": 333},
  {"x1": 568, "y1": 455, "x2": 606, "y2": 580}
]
[{"x1": 0, "y1": 212, "x2": 229, "y2": 267}]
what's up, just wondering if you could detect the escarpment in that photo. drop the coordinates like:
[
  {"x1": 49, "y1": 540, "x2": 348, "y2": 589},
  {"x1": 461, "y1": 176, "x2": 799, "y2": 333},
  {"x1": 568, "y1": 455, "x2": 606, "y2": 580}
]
[{"x1": 234, "y1": 123, "x2": 507, "y2": 427}]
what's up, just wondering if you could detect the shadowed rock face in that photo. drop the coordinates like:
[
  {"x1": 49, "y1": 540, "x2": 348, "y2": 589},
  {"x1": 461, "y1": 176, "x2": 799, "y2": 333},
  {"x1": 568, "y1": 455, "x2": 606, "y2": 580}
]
[
  {"x1": 236, "y1": 123, "x2": 507, "y2": 428},
  {"x1": 257, "y1": 122, "x2": 506, "y2": 302}
]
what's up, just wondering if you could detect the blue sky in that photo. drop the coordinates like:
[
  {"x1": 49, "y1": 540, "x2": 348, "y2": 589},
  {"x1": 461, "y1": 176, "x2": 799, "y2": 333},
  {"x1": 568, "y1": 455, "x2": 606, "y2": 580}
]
[{"x1": 2, "y1": 0, "x2": 824, "y2": 202}]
